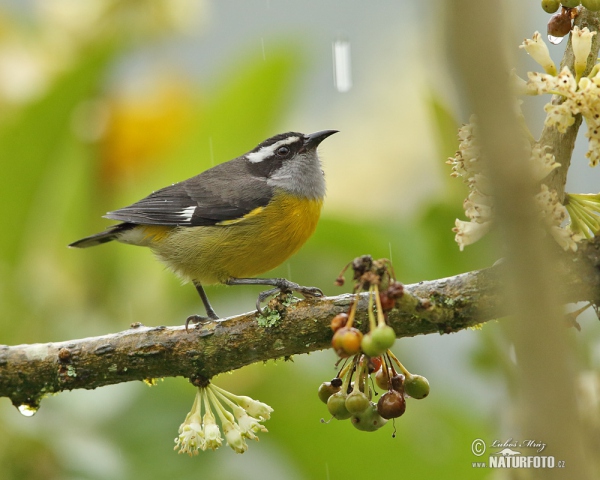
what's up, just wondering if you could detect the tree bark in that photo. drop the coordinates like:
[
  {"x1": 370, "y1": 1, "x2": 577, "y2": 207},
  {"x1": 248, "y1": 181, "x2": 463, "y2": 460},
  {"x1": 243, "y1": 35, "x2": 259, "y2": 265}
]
[{"x1": 2, "y1": 238, "x2": 599, "y2": 411}]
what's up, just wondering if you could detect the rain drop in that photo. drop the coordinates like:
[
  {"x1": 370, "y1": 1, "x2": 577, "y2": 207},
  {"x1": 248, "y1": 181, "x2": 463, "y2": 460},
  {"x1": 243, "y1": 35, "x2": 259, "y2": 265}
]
[
  {"x1": 261, "y1": 37, "x2": 266, "y2": 61},
  {"x1": 332, "y1": 39, "x2": 352, "y2": 93},
  {"x1": 547, "y1": 35, "x2": 565, "y2": 45},
  {"x1": 17, "y1": 404, "x2": 38, "y2": 417}
]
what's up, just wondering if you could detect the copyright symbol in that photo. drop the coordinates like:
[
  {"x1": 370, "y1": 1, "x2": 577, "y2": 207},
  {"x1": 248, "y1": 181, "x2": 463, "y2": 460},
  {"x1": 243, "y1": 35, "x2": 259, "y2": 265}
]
[{"x1": 471, "y1": 439, "x2": 486, "y2": 456}]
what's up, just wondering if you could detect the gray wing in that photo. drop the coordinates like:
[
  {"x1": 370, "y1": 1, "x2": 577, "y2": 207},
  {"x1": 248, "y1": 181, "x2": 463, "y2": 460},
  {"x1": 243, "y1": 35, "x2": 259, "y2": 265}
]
[{"x1": 104, "y1": 159, "x2": 274, "y2": 226}]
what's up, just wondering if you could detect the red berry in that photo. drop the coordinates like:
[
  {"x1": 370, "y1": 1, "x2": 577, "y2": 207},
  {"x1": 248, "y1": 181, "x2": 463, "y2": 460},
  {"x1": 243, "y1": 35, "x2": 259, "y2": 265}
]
[
  {"x1": 387, "y1": 281, "x2": 404, "y2": 299},
  {"x1": 378, "y1": 292, "x2": 395, "y2": 311},
  {"x1": 368, "y1": 356, "x2": 382, "y2": 373}
]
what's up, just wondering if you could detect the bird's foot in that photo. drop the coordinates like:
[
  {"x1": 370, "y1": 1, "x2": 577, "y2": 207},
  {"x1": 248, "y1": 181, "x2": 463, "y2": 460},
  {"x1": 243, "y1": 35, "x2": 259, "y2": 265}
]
[
  {"x1": 255, "y1": 280, "x2": 323, "y2": 315},
  {"x1": 185, "y1": 312, "x2": 219, "y2": 333}
]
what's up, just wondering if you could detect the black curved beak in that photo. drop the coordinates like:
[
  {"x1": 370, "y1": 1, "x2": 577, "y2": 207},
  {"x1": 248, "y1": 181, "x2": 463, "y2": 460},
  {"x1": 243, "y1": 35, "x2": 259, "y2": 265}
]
[{"x1": 303, "y1": 130, "x2": 338, "y2": 150}]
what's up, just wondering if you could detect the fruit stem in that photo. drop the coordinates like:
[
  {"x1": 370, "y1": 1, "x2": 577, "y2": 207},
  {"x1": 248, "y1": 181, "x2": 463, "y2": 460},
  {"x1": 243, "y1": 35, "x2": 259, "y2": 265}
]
[
  {"x1": 367, "y1": 286, "x2": 377, "y2": 331},
  {"x1": 388, "y1": 349, "x2": 411, "y2": 377},
  {"x1": 362, "y1": 355, "x2": 371, "y2": 397},
  {"x1": 337, "y1": 359, "x2": 352, "y2": 380},
  {"x1": 346, "y1": 294, "x2": 359, "y2": 329},
  {"x1": 373, "y1": 284, "x2": 386, "y2": 327},
  {"x1": 341, "y1": 355, "x2": 359, "y2": 394}
]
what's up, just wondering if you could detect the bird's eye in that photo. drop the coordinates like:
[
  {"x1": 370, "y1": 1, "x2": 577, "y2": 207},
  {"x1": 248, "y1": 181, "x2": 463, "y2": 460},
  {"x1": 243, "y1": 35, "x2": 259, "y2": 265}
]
[{"x1": 276, "y1": 146, "x2": 290, "y2": 156}]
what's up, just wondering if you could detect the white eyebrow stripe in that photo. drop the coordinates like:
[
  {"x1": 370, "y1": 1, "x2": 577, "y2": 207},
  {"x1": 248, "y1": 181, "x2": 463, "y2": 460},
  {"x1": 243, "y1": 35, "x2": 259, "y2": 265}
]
[
  {"x1": 246, "y1": 136, "x2": 300, "y2": 163},
  {"x1": 178, "y1": 206, "x2": 196, "y2": 221}
]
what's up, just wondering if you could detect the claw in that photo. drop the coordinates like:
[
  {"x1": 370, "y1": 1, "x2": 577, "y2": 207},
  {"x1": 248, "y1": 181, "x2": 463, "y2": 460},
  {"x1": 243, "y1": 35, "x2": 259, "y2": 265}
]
[
  {"x1": 254, "y1": 284, "x2": 323, "y2": 316},
  {"x1": 185, "y1": 314, "x2": 210, "y2": 333},
  {"x1": 297, "y1": 286, "x2": 323, "y2": 298}
]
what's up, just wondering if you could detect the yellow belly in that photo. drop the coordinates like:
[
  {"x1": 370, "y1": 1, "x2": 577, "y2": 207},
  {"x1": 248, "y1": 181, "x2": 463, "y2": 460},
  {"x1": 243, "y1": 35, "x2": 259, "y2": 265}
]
[{"x1": 144, "y1": 192, "x2": 323, "y2": 284}]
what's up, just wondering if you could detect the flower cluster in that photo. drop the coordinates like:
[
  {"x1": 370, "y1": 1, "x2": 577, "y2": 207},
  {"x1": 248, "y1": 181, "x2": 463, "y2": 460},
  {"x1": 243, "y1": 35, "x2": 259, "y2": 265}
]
[
  {"x1": 447, "y1": 116, "x2": 573, "y2": 250},
  {"x1": 449, "y1": 27, "x2": 600, "y2": 251},
  {"x1": 523, "y1": 27, "x2": 600, "y2": 166},
  {"x1": 174, "y1": 383, "x2": 273, "y2": 455}
]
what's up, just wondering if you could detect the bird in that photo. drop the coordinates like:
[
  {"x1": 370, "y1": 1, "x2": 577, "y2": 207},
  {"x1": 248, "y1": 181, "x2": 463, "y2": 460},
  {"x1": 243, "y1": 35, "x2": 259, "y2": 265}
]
[{"x1": 69, "y1": 130, "x2": 338, "y2": 328}]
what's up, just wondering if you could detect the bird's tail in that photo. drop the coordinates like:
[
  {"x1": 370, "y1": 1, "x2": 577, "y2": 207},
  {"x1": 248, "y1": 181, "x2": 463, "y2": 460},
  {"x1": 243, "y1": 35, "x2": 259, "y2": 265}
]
[{"x1": 69, "y1": 223, "x2": 134, "y2": 248}]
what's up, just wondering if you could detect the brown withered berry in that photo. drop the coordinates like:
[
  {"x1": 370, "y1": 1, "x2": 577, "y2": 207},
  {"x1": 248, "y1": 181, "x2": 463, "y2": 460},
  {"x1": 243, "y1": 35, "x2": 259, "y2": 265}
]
[
  {"x1": 377, "y1": 390, "x2": 406, "y2": 419},
  {"x1": 330, "y1": 312, "x2": 349, "y2": 332}
]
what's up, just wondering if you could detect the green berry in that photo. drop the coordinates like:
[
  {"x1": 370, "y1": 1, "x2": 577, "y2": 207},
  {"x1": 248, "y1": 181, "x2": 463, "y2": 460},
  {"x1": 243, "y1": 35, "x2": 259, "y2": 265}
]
[
  {"x1": 404, "y1": 374, "x2": 430, "y2": 399},
  {"x1": 361, "y1": 333, "x2": 383, "y2": 357},
  {"x1": 327, "y1": 391, "x2": 352, "y2": 419},
  {"x1": 370, "y1": 325, "x2": 396, "y2": 351},
  {"x1": 318, "y1": 381, "x2": 340, "y2": 404},
  {"x1": 541, "y1": 0, "x2": 561, "y2": 12},
  {"x1": 351, "y1": 402, "x2": 388, "y2": 432},
  {"x1": 345, "y1": 390, "x2": 370, "y2": 414},
  {"x1": 560, "y1": 0, "x2": 580, "y2": 7},
  {"x1": 377, "y1": 390, "x2": 406, "y2": 419},
  {"x1": 582, "y1": 0, "x2": 600, "y2": 10}
]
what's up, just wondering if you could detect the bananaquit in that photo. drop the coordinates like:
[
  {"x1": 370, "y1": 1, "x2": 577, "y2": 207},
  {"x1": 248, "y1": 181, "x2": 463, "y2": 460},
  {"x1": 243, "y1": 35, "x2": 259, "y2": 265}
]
[{"x1": 70, "y1": 130, "x2": 338, "y2": 326}]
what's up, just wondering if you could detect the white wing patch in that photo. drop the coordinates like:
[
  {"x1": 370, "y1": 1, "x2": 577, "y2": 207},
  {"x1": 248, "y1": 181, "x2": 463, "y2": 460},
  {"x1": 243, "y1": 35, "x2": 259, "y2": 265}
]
[
  {"x1": 178, "y1": 206, "x2": 196, "y2": 221},
  {"x1": 246, "y1": 136, "x2": 300, "y2": 163}
]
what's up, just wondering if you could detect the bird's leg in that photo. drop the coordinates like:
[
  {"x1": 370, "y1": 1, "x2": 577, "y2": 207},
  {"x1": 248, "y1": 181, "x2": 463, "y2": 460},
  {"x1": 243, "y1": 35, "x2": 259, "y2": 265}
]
[
  {"x1": 186, "y1": 281, "x2": 219, "y2": 332},
  {"x1": 225, "y1": 277, "x2": 323, "y2": 315}
]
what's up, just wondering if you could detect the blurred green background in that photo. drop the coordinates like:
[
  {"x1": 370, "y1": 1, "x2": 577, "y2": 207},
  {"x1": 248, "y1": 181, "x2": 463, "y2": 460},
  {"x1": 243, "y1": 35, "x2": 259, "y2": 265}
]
[{"x1": 1, "y1": 1, "x2": 600, "y2": 479}]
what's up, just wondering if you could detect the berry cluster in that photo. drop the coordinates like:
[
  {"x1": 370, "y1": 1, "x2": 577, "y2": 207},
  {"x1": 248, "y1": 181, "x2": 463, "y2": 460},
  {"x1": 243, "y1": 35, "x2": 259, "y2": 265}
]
[
  {"x1": 320, "y1": 256, "x2": 430, "y2": 433},
  {"x1": 542, "y1": 0, "x2": 600, "y2": 13}
]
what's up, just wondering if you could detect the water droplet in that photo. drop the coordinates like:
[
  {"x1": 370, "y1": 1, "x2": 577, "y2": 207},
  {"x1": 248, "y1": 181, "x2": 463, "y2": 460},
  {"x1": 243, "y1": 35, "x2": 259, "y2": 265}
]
[
  {"x1": 261, "y1": 37, "x2": 266, "y2": 61},
  {"x1": 17, "y1": 404, "x2": 38, "y2": 417},
  {"x1": 548, "y1": 35, "x2": 565, "y2": 45},
  {"x1": 332, "y1": 39, "x2": 352, "y2": 93}
]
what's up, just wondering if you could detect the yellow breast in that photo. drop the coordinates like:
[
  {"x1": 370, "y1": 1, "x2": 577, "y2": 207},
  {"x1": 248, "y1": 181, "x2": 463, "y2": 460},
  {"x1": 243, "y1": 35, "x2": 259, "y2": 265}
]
[{"x1": 148, "y1": 191, "x2": 323, "y2": 284}]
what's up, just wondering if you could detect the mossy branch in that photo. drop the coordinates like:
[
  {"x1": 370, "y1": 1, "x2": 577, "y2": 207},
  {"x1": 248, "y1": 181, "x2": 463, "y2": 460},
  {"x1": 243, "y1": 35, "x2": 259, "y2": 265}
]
[{"x1": 2, "y1": 238, "x2": 600, "y2": 412}]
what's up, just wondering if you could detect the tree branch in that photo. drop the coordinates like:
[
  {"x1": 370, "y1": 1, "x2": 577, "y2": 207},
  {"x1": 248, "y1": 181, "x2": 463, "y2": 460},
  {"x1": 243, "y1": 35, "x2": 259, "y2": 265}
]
[{"x1": 2, "y1": 238, "x2": 600, "y2": 411}]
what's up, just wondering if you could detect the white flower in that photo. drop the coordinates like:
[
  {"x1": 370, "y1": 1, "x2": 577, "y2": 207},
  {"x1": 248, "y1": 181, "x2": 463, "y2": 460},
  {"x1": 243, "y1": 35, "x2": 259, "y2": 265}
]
[
  {"x1": 174, "y1": 421, "x2": 205, "y2": 456},
  {"x1": 536, "y1": 185, "x2": 581, "y2": 251},
  {"x1": 453, "y1": 219, "x2": 492, "y2": 251},
  {"x1": 173, "y1": 383, "x2": 273, "y2": 456},
  {"x1": 231, "y1": 404, "x2": 268, "y2": 441},
  {"x1": 511, "y1": 70, "x2": 538, "y2": 96},
  {"x1": 585, "y1": 120, "x2": 600, "y2": 167},
  {"x1": 520, "y1": 32, "x2": 557, "y2": 75},
  {"x1": 571, "y1": 26, "x2": 596, "y2": 80},
  {"x1": 202, "y1": 411, "x2": 222, "y2": 451},
  {"x1": 210, "y1": 384, "x2": 274, "y2": 420},
  {"x1": 233, "y1": 395, "x2": 274, "y2": 420},
  {"x1": 222, "y1": 419, "x2": 248, "y2": 454},
  {"x1": 529, "y1": 144, "x2": 560, "y2": 181},
  {"x1": 544, "y1": 102, "x2": 576, "y2": 133}
]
